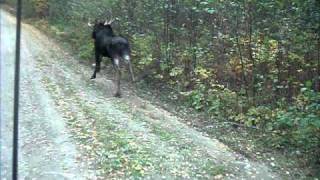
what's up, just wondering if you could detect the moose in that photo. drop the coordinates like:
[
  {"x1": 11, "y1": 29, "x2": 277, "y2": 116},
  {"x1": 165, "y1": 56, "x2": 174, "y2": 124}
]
[{"x1": 88, "y1": 18, "x2": 135, "y2": 97}]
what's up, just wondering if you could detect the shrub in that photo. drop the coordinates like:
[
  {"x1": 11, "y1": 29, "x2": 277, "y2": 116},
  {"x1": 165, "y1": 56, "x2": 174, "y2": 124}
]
[
  {"x1": 271, "y1": 88, "x2": 320, "y2": 152},
  {"x1": 31, "y1": 0, "x2": 48, "y2": 17}
]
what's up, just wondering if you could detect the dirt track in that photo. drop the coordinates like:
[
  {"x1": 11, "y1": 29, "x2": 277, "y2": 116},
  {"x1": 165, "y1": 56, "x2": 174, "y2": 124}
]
[{"x1": 0, "y1": 9, "x2": 280, "y2": 179}]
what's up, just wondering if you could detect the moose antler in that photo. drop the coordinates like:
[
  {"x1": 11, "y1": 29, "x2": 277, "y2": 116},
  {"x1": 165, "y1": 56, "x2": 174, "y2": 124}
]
[{"x1": 104, "y1": 18, "x2": 115, "y2": 25}]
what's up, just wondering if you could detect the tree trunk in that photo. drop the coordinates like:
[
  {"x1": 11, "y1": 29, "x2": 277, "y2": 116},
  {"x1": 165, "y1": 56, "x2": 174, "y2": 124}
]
[
  {"x1": 246, "y1": 2, "x2": 256, "y2": 105},
  {"x1": 235, "y1": 9, "x2": 248, "y2": 97},
  {"x1": 316, "y1": 35, "x2": 320, "y2": 92}
]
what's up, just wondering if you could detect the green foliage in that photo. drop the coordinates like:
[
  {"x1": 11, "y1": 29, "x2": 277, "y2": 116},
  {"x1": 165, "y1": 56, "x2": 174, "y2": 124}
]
[
  {"x1": 31, "y1": 0, "x2": 48, "y2": 17},
  {"x1": 79, "y1": 43, "x2": 94, "y2": 60},
  {"x1": 7, "y1": 0, "x2": 49, "y2": 17},
  {"x1": 182, "y1": 83, "x2": 206, "y2": 111},
  {"x1": 233, "y1": 106, "x2": 273, "y2": 127},
  {"x1": 271, "y1": 89, "x2": 320, "y2": 150},
  {"x1": 131, "y1": 34, "x2": 155, "y2": 70},
  {"x1": 206, "y1": 84, "x2": 238, "y2": 118},
  {"x1": 234, "y1": 88, "x2": 320, "y2": 163},
  {"x1": 182, "y1": 81, "x2": 238, "y2": 118}
]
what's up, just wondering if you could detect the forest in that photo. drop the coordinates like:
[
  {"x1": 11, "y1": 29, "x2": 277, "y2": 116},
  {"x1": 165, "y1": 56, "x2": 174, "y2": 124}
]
[{"x1": 3, "y1": 0, "x2": 320, "y2": 177}]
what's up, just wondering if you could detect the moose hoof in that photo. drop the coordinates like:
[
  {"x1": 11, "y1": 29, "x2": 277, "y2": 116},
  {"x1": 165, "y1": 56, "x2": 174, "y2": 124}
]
[
  {"x1": 114, "y1": 92, "x2": 122, "y2": 98},
  {"x1": 90, "y1": 76, "x2": 96, "y2": 79}
]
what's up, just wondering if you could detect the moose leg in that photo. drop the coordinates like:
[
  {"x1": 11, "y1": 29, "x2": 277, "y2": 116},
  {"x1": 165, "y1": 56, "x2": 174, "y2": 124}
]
[
  {"x1": 113, "y1": 58, "x2": 122, "y2": 97},
  {"x1": 128, "y1": 59, "x2": 135, "y2": 82},
  {"x1": 123, "y1": 55, "x2": 135, "y2": 82},
  {"x1": 91, "y1": 52, "x2": 101, "y2": 79}
]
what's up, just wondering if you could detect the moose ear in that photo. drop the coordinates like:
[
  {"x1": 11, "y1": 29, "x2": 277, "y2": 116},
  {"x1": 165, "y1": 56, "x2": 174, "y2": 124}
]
[{"x1": 88, "y1": 18, "x2": 101, "y2": 27}]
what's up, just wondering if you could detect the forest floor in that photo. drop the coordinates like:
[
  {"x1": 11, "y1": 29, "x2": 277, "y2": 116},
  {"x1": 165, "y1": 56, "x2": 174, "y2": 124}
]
[{"x1": 0, "y1": 9, "x2": 299, "y2": 179}]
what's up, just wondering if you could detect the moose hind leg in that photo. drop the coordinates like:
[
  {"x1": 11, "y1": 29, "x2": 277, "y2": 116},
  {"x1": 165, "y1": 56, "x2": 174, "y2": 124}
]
[
  {"x1": 113, "y1": 58, "x2": 122, "y2": 97},
  {"x1": 91, "y1": 52, "x2": 101, "y2": 79},
  {"x1": 124, "y1": 55, "x2": 135, "y2": 82}
]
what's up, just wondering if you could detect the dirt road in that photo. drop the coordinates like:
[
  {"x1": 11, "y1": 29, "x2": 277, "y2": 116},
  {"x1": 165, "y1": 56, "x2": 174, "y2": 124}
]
[{"x1": 0, "y1": 9, "x2": 279, "y2": 179}]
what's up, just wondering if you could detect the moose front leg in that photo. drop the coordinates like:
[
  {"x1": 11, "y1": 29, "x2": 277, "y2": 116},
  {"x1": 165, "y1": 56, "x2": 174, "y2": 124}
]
[
  {"x1": 113, "y1": 58, "x2": 122, "y2": 97},
  {"x1": 91, "y1": 51, "x2": 101, "y2": 79}
]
